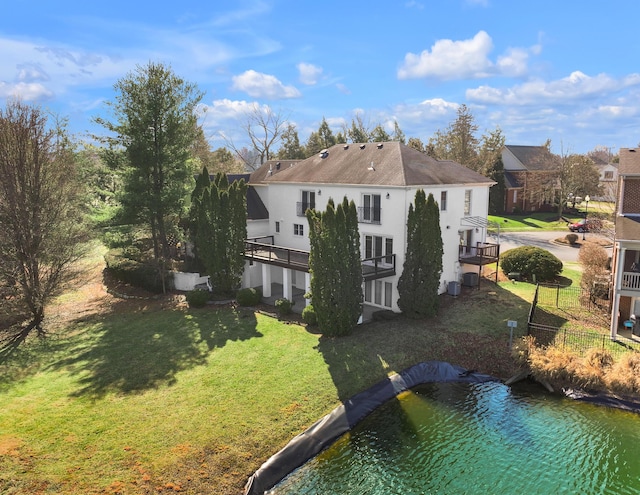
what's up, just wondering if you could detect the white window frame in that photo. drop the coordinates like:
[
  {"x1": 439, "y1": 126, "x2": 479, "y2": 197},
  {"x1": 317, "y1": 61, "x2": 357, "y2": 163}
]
[{"x1": 294, "y1": 223, "x2": 304, "y2": 236}]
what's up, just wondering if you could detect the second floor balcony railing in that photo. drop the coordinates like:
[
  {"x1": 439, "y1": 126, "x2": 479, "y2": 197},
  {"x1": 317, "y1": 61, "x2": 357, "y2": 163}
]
[
  {"x1": 357, "y1": 206, "x2": 381, "y2": 224},
  {"x1": 622, "y1": 272, "x2": 640, "y2": 291}
]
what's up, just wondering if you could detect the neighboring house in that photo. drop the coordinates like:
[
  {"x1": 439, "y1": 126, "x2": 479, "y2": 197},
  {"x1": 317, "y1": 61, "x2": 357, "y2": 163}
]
[
  {"x1": 502, "y1": 145, "x2": 560, "y2": 213},
  {"x1": 609, "y1": 148, "x2": 640, "y2": 339},
  {"x1": 592, "y1": 159, "x2": 619, "y2": 202},
  {"x1": 240, "y1": 142, "x2": 497, "y2": 317}
]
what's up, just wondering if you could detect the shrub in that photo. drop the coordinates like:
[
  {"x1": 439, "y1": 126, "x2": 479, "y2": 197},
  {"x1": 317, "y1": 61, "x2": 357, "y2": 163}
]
[
  {"x1": 301, "y1": 304, "x2": 317, "y2": 325},
  {"x1": 236, "y1": 287, "x2": 262, "y2": 306},
  {"x1": 186, "y1": 289, "x2": 210, "y2": 308},
  {"x1": 500, "y1": 246, "x2": 563, "y2": 282},
  {"x1": 565, "y1": 233, "x2": 578, "y2": 245},
  {"x1": 275, "y1": 298, "x2": 294, "y2": 316},
  {"x1": 104, "y1": 249, "x2": 168, "y2": 293}
]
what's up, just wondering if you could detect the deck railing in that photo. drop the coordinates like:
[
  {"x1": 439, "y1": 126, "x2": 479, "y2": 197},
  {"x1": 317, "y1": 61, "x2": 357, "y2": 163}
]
[
  {"x1": 458, "y1": 242, "x2": 500, "y2": 260},
  {"x1": 622, "y1": 271, "x2": 640, "y2": 291}
]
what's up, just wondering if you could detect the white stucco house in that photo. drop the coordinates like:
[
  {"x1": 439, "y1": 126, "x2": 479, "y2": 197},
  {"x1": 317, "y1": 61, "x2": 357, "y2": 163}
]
[{"x1": 239, "y1": 142, "x2": 498, "y2": 317}]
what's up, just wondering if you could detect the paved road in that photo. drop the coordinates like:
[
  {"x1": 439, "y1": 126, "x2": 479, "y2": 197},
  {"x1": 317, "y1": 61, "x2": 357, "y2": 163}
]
[{"x1": 488, "y1": 230, "x2": 612, "y2": 263}]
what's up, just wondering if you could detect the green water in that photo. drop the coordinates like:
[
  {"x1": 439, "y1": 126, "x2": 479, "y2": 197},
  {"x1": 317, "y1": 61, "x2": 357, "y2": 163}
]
[{"x1": 270, "y1": 381, "x2": 640, "y2": 494}]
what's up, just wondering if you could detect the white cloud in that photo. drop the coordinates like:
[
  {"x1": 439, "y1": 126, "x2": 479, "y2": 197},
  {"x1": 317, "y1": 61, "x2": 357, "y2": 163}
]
[
  {"x1": 393, "y1": 98, "x2": 459, "y2": 123},
  {"x1": 297, "y1": 62, "x2": 323, "y2": 85},
  {"x1": 336, "y1": 83, "x2": 351, "y2": 95},
  {"x1": 398, "y1": 31, "x2": 494, "y2": 80},
  {"x1": 496, "y1": 47, "x2": 529, "y2": 77},
  {"x1": 467, "y1": 71, "x2": 640, "y2": 105},
  {"x1": 231, "y1": 70, "x2": 301, "y2": 99},
  {"x1": 0, "y1": 81, "x2": 54, "y2": 100}
]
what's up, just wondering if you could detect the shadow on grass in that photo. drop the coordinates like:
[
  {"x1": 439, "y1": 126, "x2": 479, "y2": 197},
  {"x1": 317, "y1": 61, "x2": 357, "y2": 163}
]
[
  {"x1": 316, "y1": 282, "x2": 531, "y2": 401},
  {"x1": 47, "y1": 303, "x2": 262, "y2": 398}
]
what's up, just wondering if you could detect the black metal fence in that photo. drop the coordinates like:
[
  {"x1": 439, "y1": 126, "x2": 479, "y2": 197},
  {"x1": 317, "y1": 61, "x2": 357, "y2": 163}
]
[
  {"x1": 527, "y1": 284, "x2": 635, "y2": 357},
  {"x1": 535, "y1": 283, "x2": 608, "y2": 312}
]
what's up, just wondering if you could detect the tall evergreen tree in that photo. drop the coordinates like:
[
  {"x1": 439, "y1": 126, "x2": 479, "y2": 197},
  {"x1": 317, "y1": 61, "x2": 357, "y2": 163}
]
[
  {"x1": 277, "y1": 123, "x2": 306, "y2": 159},
  {"x1": 307, "y1": 197, "x2": 362, "y2": 336},
  {"x1": 192, "y1": 171, "x2": 247, "y2": 294},
  {"x1": 487, "y1": 155, "x2": 506, "y2": 214},
  {"x1": 96, "y1": 62, "x2": 203, "y2": 262},
  {"x1": 397, "y1": 190, "x2": 443, "y2": 318}
]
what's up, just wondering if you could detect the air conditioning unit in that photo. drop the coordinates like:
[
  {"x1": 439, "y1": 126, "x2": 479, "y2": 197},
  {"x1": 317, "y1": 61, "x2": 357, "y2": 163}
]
[{"x1": 462, "y1": 272, "x2": 478, "y2": 287}]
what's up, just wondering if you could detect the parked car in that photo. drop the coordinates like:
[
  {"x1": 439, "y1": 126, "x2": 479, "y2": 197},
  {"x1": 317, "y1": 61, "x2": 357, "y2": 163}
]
[{"x1": 567, "y1": 218, "x2": 602, "y2": 233}]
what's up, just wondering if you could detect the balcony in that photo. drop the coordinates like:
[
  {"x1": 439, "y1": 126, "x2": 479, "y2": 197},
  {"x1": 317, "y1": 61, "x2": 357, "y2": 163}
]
[
  {"x1": 362, "y1": 254, "x2": 396, "y2": 281},
  {"x1": 357, "y1": 206, "x2": 381, "y2": 224},
  {"x1": 621, "y1": 272, "x2": 640, "y2": 292},
  {"x1": 244, "y1": 237, "x2": 395, "y2": 281},
  {"x1": 458, "y1": 242, "x2": 500, "y2": 266},
  {"x1": 245, "y1": 236, "x2": 310, "y2": 271}
]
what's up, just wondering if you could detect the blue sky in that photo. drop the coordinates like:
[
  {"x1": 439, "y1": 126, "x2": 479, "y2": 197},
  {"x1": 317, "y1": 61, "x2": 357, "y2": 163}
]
[{"x1": 2, "y1": 0, "x2": 639, "y2": 155}]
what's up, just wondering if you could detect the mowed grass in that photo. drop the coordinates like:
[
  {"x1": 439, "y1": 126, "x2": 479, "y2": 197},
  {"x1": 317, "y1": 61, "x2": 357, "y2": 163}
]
[
  {"x1": 489, "y1": 212, "x2": 571, "y2": 231},
  {"x1": 0, "y1": 277, "x2": 533, "y2": 495}
]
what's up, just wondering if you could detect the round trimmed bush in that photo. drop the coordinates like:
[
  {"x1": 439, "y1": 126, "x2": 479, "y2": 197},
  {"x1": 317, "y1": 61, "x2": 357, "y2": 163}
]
[
  {"x1": 275, "y1": 297, "x2": 294, "y2": 316},
  {"x1": 186, "y1": 289, "x2": 210, "y2": 308},
  {"x1": 301, "y1": 304, "x2": 317, "y2": 325},
  {"x1": 500, "y1": 246, "x2": 563, "y2": 282},
  {"x1": 236, "y1": 287, "x2": 262, "y2": 306}
]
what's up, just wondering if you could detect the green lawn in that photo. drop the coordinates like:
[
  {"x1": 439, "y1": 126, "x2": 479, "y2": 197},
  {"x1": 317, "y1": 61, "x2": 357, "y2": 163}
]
[
  {"x1": 489, "y1": 212, "x2": 576, "y2": 231},
  {"x1": 1, "y1": 275, "x2": 535, "y2": 494}
]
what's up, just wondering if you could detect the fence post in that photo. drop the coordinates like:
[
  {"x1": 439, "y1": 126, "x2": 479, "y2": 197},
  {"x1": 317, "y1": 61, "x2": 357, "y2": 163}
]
[{"x1": 556, "y1": 284, "x2": 560, "y2": 308}]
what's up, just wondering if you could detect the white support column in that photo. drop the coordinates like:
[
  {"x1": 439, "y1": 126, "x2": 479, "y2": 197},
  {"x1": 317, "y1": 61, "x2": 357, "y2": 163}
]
[
  {"x1": 304, "y1": 272, "x2": 312, "y2": 307},
  {"x1": 283, "y1": 268, "x2": 292, "y2": 301},
  {"x1": 262, "y1": 263, "x2": 272, "y2": 298},
  {"x1": 610, "y1": 245, "x2": 626, "y2": 340}
]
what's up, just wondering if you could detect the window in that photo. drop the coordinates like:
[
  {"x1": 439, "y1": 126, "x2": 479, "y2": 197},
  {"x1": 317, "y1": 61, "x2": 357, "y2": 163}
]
[
  {"x1": 360, "y1": 193, "x2": 381, "y2": 223},
  {"x1": 440, "y1": 191, "x2": 447, "y2": 211},
  {"x1": 297, "y1": 190, "x2": 316, "y2": 216},
  {"x1": 364, "y1": 280, "x2": 393, "y2": 308},
  {"x1": 294, "y1": 223, "x2": 304, "y2": 236},
  {"x1": 464, "y1": 189, "x2": 472, "y2": 215},
  {"x1": 364, "y1": 235, "x2": 393, "y2": 263},
  {"x1": 275, "y1": 221, "x2": 280, "y2": 233},
  {"x1": 604, "y1": 171, "x2": 614, "y2": 180}
]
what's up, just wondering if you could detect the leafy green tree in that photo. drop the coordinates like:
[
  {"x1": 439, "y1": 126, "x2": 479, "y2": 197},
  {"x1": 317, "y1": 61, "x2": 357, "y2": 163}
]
[
  {"x1": 392, "y1": 120, "x2": 406, "y2": 144},
  {"x1": 277, "y1": 123, "x2": 306, "y2": 159},
  {"x1": 428, "y1": 104, "x2": 479, "y2": 169},
  {"x1": 397, "y1": 190, "x2": 443, "y2": 318},
  {"x1": 0, "y1": 101, "x2": 86, "y2": 352},
  {"x1": 306, "y1": 197, "x2": 362, "y2": 336},
  {"x1": 487, "y1": 154, "x2": 506, "y2": 214},
  {"x1": 305, "y1": 117, "x2": 337, "y2": 155},
  {"x1": 407, "y1": 137, "x2": 426, "y2": 152},
  {"x1": 192, "y1": 172, "x2": 247, "y2": 294},
  {"x1": 346, "y1": 115, "x2": 370, "y2": 143},
  {"x1": 96, "y1": 61, "x2": 204, "y2": 263},
  {"x1": 371, "y1": 124, "x2": 391, "y2": 142}
]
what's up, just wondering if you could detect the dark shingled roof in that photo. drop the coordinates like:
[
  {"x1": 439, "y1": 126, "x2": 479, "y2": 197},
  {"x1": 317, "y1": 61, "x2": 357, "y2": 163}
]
[
  {"x1": 504, "y1": 145, "x2": 560, "y2": 171},
  {"x1": 226, "y1": 173, "x2": 269, "y2": 220},
  {"x1": 257, "y1": 142, "x2": 493, "y2": 187},
  {"x1": 504, "y1": 171, "x2": 522, "y2": 189}
]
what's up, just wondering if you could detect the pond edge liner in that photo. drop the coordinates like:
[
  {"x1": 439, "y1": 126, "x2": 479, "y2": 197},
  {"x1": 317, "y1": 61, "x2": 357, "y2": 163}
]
[
  {"x1": 243, "y1": 361, "x2": 499, "y2": 495},
  {"x1": 563, "y1": 388, "x2": 640, "y2": 414}
]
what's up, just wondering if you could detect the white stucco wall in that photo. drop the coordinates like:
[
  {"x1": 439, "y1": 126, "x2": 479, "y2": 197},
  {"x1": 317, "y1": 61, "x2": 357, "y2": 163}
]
[{"x1": 249, "y1": 181, "x2": 491, "y2": 313}]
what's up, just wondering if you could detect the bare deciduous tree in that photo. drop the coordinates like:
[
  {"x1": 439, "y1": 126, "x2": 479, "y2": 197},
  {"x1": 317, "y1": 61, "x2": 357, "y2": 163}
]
[
  {"x1": 225, "y1": 104, "x2": 288, "y2": 170},
  {"x1": 0, "y1": 100, "x2": 86, "y2": 355}
]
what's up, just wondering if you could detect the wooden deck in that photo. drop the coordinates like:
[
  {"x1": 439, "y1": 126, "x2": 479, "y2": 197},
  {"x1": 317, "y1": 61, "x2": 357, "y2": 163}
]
[
  {"x1": 244, "y1": 237, "x2": 396, "y2": 280},
  {"x1": 459, "y1": 242, "x2": 500, "y2": 266}
]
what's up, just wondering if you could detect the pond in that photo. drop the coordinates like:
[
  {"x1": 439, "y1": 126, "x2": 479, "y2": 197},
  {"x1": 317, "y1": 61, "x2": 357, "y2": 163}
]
[{"x1": 268, "y1": 381, "x2": 640, "y2": 494}]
